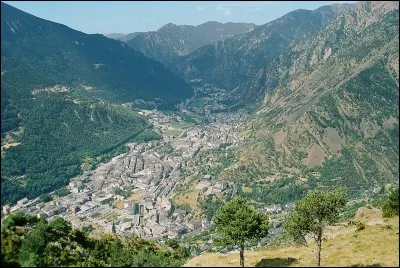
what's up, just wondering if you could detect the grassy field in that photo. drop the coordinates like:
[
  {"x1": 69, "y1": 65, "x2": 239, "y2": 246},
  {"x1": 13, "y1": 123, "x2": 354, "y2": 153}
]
[
  {"x1": 170, "y1": 121, "x2": 194, "y2": 129},
  {"x1": 162, "y1": 120, "x2": 194, "y2": 138},
  {"x1": 112, "y1": 199, "x2": 124, "y2": 209},
  {"x1": 241, "y1": 186, "x2": 253, "y2": 193},
  {"x1": 126, "y1": 192, "x2": 146, "y2": 201},
  {"x1": 173, "y1": 189, "x2": 200, "y2": 212},
  {"x1": 184, "y1": 207, "x2": 399, "y2": 267},
  {"x1": 164, "y1": 128, "x2": 184, "y2": 137}
]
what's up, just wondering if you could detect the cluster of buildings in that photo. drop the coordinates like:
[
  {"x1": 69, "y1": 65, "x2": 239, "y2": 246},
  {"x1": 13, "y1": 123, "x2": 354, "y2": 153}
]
[
  {"x1": 196, "y1": 179, "x2": 232, "y2": 197},
  {"x1": 1, "y1": 88, "x2": 314, "y2": 256},
  {"x1": 2, "y1": 107, "x2": 247, "y2": 242},
  {"x1": 261, "y1": 203, "x2": 295, "y2": 215}
]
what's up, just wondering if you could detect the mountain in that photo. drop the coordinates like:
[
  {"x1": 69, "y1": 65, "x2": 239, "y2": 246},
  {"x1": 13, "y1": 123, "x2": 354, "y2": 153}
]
[
  {"x1": 124, "y1": 21, "x2": 256, "y2": 67},
  {"x1": 106, "y1": 32, "x2": 143, "y2": 42},
  {"x1": 175, "y1": 3, "x2": 355, "y2": 109},
  {"x1": 105, "y1": 32, "x2": 126, "y2": 39},
  {"x1": 1, "y1": 2, "x2": 193, "y2": 108},
  {"x1": 219, "y1": 1, "x2": 399, "y2": 201},
  {"x1": 0, "y1": 2, "x2": 192, "y2": 204}
]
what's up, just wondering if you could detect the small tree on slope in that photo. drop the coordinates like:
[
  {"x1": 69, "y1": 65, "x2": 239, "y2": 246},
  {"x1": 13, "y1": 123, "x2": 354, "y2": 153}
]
[
  {"x1": 213, "y1": 197, "x2": 269, "y2": 267},
  {"x1": 382, "y1": 187, "x2": 399, "y2": 218},
  {"x1": 283, "y1": 189, "x2": 347, "y2": 267}
]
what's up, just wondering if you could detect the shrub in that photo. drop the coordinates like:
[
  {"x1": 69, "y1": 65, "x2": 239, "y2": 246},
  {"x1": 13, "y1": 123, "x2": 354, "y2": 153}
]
[
  {"x1": 381, "y1": 224, "x2": 392, "y2": 230},
  {"x1": 382, "y1": 188, "x2": 399, "y2": 218},
  {"x1": 39, "y1": 194, "x2": 52, "y2": 203},
  {"x1": 165, "y1": 238, "x2": 179, "y2": 249},
  {"x1": 355, "y1": 221, "x2": 366, "y2": 231}
]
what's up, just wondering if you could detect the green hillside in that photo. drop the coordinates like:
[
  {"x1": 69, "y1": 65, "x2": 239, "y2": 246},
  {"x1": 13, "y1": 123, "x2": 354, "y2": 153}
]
[
  {"x1": 220, "y1": 2, "x2": 399, "y2": 201},
  {"x1": 1, "y1": 90, "x2": 161, "y2": 204},
  {"x1": 1, "y1": 2, "x2": 193, "y2": 108},
  {"x1": 0, "y1": 2, "x2": 191, "y2": 204}
]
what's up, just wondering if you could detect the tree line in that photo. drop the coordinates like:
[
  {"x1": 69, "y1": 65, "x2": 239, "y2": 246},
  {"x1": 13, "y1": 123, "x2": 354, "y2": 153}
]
[{"x1": 1, "y1": 213, "x2": 189, "y2": 267}]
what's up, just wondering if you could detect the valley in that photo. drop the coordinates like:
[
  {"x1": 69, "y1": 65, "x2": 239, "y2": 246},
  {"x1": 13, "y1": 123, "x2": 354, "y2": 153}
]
[
  {"x1": 1, "y1": 1, "x2": 399, "y2": 267},
  {"x1": 6, "y1": 82, "x2": 391, "y2": 257},
  {"x1": 4, "y1": 85, "x2": 248, "y2": 243}
]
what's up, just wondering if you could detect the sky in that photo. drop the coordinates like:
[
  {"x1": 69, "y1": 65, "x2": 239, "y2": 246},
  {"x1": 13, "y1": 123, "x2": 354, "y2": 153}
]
[{"x1": 4, "y1": 1, "x2": 357, "y2": 35}]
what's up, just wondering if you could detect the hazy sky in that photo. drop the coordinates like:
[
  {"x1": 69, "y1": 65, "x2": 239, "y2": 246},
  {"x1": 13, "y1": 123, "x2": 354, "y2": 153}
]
[{"x1": 4, "y1": 1, "x2": 356, "y2": 34}]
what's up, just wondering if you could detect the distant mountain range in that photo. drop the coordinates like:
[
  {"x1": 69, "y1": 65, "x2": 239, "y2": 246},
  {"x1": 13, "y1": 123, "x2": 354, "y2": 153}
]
[
  {"x1": 105, "y1": 33, "x2": 128, "y2": 40},
  {"x1": 107, "y1": 32, "x2": 143, "y2": 42},
  {"x1": 107, "y1": 21, "x2": 256, "y2": 67},
  {"x1": 173, "y1": 3, "x2": 355, "y2": 109}
]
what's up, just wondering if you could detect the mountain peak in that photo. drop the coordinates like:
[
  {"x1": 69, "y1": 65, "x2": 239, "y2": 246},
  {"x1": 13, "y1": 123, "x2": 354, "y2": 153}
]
[
  {"x1": 198, "y1": 21, "x2": 223, "y2": 26},
  {"x1": 157, "y1": 23, "x2": 178, "y2": 32}
]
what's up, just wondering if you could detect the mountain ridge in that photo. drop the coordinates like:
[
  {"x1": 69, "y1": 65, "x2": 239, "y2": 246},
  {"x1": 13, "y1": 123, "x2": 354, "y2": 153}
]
[
  {"x1": 1, "y1": 1, "x2": 193, "y2": 107},
  {"x1": 123, "y1": 21, "x2": 256, "y2": 67},
  {"x1": 173, "y1": 3, "x2": 356, "y2": 109}
]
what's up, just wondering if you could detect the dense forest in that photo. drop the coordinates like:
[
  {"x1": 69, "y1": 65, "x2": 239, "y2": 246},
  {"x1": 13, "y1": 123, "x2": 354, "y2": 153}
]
[
  {"x1": 1, "y1": 91, "x2": 161, "y2": 205},
  {"x1": 1, "y1": 213, "x2": 190, "y2": 267}
]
